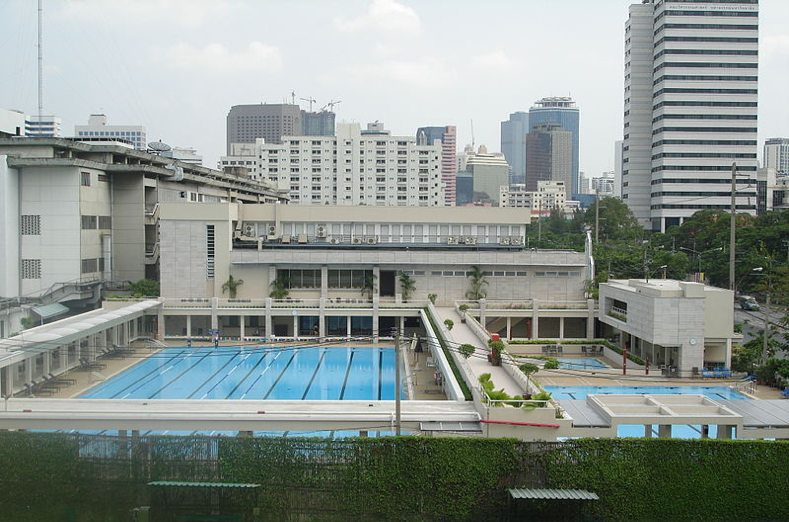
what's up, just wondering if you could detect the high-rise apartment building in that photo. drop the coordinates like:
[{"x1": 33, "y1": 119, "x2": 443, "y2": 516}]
[
  {"x1": 220, "y1": 122, "x2": 444, "y2": 207},
  {"x1": 500, "y1": 112, "x2": 529, "y2": 185},
  {"x1": 623, "y1": 0, "x2": 759, "y2": 232},
  {"x1": 524, "y1": 123, "x2": 572, "y2": 192},
  {"x1": 528, "y1": 97, "x2": 579, "y2": 196},
  {"x1": 416, "y1": 126, "x2": 457, "y2": 205},
  {"x1": 75, "y1": 114, "x2": 146, "y2": 150},
  {"x1": 764, "y1": 138, "x2": 789, "y2": 175},
  {"x1": 226, "y1": 103, "x2": 337, "y2": 153}
]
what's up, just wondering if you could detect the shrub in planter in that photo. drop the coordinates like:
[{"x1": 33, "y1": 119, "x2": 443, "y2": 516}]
[
  {"x1": 543, "y1": 358, "x2": 560, "y2": 370},
  {"x1": 444, "y1": 319, "x2": 454, "y2": 331},
  {"x1": 458, "y1": 343, "x2": 475, "y2": 359}
]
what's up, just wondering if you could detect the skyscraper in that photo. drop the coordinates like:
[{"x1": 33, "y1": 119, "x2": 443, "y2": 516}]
[
  {"x1": 623, "y1": 0, "x2": 759, "y2": 232},
  {"x1": 764, "y1": 138, "x2": 789, "y2": 175},
  {"x1": 524, "y1": 123, "x2": 572, "y2": 192},
  {"x1": 500, "y1": 112, "x2": 529, "y2": 185},
  {"x1": 416, "y1": 125, "x2": 457, "y2": 206},
  {"x1": 528, "y1": 97, "x2": 580, "y2": 196},
  {"x1": 226, "y1": 103, "x2": 303, "y2": 152},
  {"x1": 302, "y1": 110, "x2": 336, "y2": 137}
]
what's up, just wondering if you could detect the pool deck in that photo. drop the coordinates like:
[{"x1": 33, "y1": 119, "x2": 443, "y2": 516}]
[{"x1": 40, "y1": 340, "x2": 445, "y2": 401}]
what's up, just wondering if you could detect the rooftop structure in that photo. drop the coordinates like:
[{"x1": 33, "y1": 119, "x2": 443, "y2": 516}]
[{"x1": 74, "y1": 114, "x2": 146, "y2": 150}]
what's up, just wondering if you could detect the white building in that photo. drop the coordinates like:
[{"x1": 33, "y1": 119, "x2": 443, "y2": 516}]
[
  {"x1": 591, "y1": 171, "x2": 616, "y2": 197},
  {"x1": 599, "y1": 279, "x2": 739, "y2": 377},
  {"x1": 220, "y1": 122, "x2": 444, "y2": 206},
  {"x1": 764, "y1": 138, "x2": 789, "y2": 175},
  {"x1": 622, "y1": 0, "x2": 759, "y2": 232},
  {"x1": 0, "y1": 109, "x2": 25, "y2": 138},
  {"x1": 499, "y1": 181, "x2": 568, "y2": 218},
  {"x1": 75, "y1": 114, "x2": 146, "y2": 150},
  {"x1": 25, "y1": 114, "x2": 61, "y2": 138}
]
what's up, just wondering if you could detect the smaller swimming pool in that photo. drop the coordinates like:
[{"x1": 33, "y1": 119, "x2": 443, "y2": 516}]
[
  {"x1": 556, "y1": 357, "x2": 610, "y2": 370},
  {"x1": 545, "y1": 385, "x2": 747, "y2": 400}
]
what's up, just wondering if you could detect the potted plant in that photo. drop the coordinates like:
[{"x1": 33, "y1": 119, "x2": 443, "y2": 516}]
[
  {"x1": 360, "y1": 273, "x2": 377, "y2": 301},
  {"x1": 458, "y1": 303, "x2": 469, "y2": 323},
  {"x1": 488, "y1": 340, "x2": 504, "y2": 366},
  {"x1": 443, "y1": 319, "x2": 454, "y2": 331},
  {"x1": 458, "y1": 343, "x2": 475, "y2": 359},
  {"x1": 398, "y1": 272, "x2": 416, "y2": 301},
  {"x1": 465, "y1": 265, "x2": 488, "y2": 301},
  {"x1": 428, "y1": 293, "x2": 438, "y2": 304},
  {"x1": 519, "y1": 363, "x2": 539, "y2": 388},
  {"x1": 222, "y1": 274, "x2": 244, "y2": 299}
]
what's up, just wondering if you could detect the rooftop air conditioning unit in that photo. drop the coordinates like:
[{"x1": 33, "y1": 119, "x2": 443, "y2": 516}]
[
  {"x1": 352, "y1": 237, "x2": 363, "y2": 245},
  {"x1": 447, "y1": 236, "x2": 458, "y2": 245},
  {"x1": 329, "y1": 238, "x2": 340, "y2": 244},
  {"x1": 316, "y1": 225, "x2": 327, "y2": 238},
  {"x1": 267, "y1": 225, "x2": 277, "y2": 235},
  {"x1": 243, "y1": 223, "x2": 257, "y2": 237},
  {"x1": 500, "y1": 237, "x2": 511, "y2": 246},
  {"x1": 465, "y1": 236, "x2": 477, "y2": 245},
  {"x1": 366, "y1": 237, "x2": 378, "y2": 245}
]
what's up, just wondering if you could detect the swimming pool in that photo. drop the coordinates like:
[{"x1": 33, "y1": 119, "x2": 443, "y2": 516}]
[
  {"x1": 545, "y1": 385, "x2": 747, "y2": 401},
  {"x1": 82, "y1": 345, "x2": 405, "y2": 401},
  {"x1": 556, "y1": 358, "x2": 610, "y2": 370}
]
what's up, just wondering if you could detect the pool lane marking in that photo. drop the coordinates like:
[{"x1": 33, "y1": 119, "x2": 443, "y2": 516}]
[
  {"x1": 107, "y1": 348, "x2": 190, "y2": 399},
  {"x1": 301, "y1": 349, "x2": 327, "y2": 400},
  {"x1": 377, "y1": 349, "x2": 383, "y2": 401},
  {"x1": 190, "y1": 351, "x2": 253, "y2": 400},
  {"x1": 262, "y1": 349, "x2": 298, "y2": 400},
  {"x1": 145, "y1": 348, "x2": 220, "y2": 399},
  {"x1": 223, "y1": 351, "x2": 270, "y2": 399},
  {"x1": 338, "y1": 348, "x2": 356, "y2": 400},
  {"x1": 239, "y1": 351, "x2": 283, "y2": 400}
]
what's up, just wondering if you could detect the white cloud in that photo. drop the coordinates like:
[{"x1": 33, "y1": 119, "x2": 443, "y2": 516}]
[
  {"x1": 472, "y1": 50, "x2": 519, "y2": 72},
  {"x1": 337, "y1": 57, "x2": 456, "y2": 88},
  {"x1": 762, "y1": 35, "x2": 789, "y2": 59},
  {"x1": 334, "y1": 0, "x2": 421, "y2": 35},
  {"x1": 164, "y1": 42, "x2": 282, "y2": 74}
]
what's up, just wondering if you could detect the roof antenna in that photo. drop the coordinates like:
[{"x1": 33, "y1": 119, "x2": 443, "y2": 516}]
[
  {"x1": 470, "y1": 119, "x2": 475, "y2": 150},
  {"x1": 37, "y1": 0, "x2": 43, "y2": 124}
]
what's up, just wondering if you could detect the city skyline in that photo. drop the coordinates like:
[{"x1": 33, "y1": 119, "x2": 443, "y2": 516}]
[{"x1": 0, "y1": 0, "x2": 787, "y2": 178}]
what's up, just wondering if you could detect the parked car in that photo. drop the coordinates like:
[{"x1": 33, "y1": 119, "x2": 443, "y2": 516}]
[{"x1": 738, "y1": 295, "x2": 759, "y2": 311}]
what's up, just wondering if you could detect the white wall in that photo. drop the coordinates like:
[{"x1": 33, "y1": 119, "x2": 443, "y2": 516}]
[{"x1": 0, "y1": 157, "x2": 19, "y2": 297}]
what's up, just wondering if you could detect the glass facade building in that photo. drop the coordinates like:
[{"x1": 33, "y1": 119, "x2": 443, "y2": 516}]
[{"x1": 528, "y1": 97, "x2": 580, "y2": 197}]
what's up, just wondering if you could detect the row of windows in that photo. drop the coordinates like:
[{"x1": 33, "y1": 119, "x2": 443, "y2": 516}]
[
  {"x1": 653, "y1": 127, "x2": 757, "y2": 134},
  {"x1": 651, "y1": 204, "x2": 756, "y2": 210},
  {"x1": 658, "y1": 0, "x2": 757, "y2": 4},
  {"x1": 651, "y1": 165, "x2": 757, "y2": 172},
  {"x1": 652, "y1": 152, "x2": 756, "y2": 159},
  {"x1": 651, "y1": 178, "x2": 755, "y2": 185},
  {"x1": 81, "y1": 215, "x2": 112, "y2": 230},
  {"x1": 655, "y1": 23, "x2": 758, "y2": 34},
  {"x1": 653, "y1": 101, "x2": 757, "y2": 109},
  {"x1": 80, "y1": 258, "x2": 105, "y2": 274},
  {"x1": 654, "y1": 74, "x2": 757, "y2": 84},
  {"x1": 655, "y1": 49, "x2": 758, "y2": 58},
  {"x1": 654, "y1": 62, "x2": 757, "y2": 71},
  {"x1": 656, "y1": 10, "x2": 758, "y2": 19},
  {"x1": 656, "y1": 36, "x2": 758, "y2": 45},
  {"x1": 21, "y1": 259, "x2": 41, "y2": 279},
  {"x1": 653, "y1": 114, "x2": 757, "y2": 122},
  {"x1": 652, "y1": 191, "x2": 742, "y2": 197},
  {"x1": 654, "y1": 88, "x2": 758, "y2": 97},
  {"x1": 653, "y1": 139, "x2": 757, "y2": 146}
]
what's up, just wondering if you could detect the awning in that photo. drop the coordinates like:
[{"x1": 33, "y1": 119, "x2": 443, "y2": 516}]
[
  {"x1": 32, "y1": 303, "x2": 70, "y2": 320},
  {"x1": 148, "y1": 481, "x2": 260, "y2": 489},
  {"x1": 508, "y1": 488, "x2": 599, "y2": 501}
]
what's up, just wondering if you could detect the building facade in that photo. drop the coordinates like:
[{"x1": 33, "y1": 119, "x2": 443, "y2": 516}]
[
  {"x1": 501, "y1": 112, "x2": 529, "y2": 185},
  {"x1": 499, "y1": 181, "x2": 568, "y2": 219},
  {"x1": 24, "y1": 114, "x2": 61, "y2": 138},
  {"x1": 74, "y1": 114, "x2": 146, "y2": 150},
  {"x1": 220, "y1": 123, "x2": 444, "y2": 206},
  {"x1": 461, "y1": 146, "x2": 510, "y2": 206},
  {"x1": 623, "y1": 0, "x2": 759, "y2": 232},
  {"x1": 226, "y1": 104, "x2": 302, "y2": 152},
  {"x1": 528, "y1": 97, "x2": 579, "y2": 196},
  {"x1": 764, "y1": 138, "x2": 789, "y2": 175},
  {"x1": 0, "y1": 109, "x2": 25, "y2": 138},
  {"x1": 416, "y1": 125, "x2": 457, "y2": 206},
  {"x1": 524, "y1": 123, "x2": 572, "y2": 192}
]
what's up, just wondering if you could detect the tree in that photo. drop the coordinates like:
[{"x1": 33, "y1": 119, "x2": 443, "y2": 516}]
[
  {"x1": 399, "y1": 272, "x2": 416, "y2": 301},
  {"x1": 269, "y1": 276, "x2": 290, "y2": 299},
  {"x1": 128, "y1": 279, "x2": 159, "y2": 297},
  {"x1": 221, "y1": 275, "x2": 244, "y2": 298},
  {"x1": 519, "y1": 363, "x2": 539, "y2": 388},
  {"x1": 443, "y1": 319, "x2": 454, "y2": 331},
  {"x1": 582, "y1": 196, "x2": 643, "y2": 241},
  {"x1": 465, "y1": 266, "x2": 488, "y2": 300},
  {"x1": 360, "y1": 273, "x2": 377, "y2": 300},
  {"x1": 458, "y1": 343, "x2": 475, "y2": 359}
]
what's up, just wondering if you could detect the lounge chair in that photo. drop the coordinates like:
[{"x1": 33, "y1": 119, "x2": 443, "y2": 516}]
[
  {"x1": 701, "y1": 369, "x2": 714, "y2": 378},
  {"x1": 49, "y1": 372, "x2": 76, "y2": 386},
  {"x1": 780, "y1": 387, "x2": 789, "y2": 399}
]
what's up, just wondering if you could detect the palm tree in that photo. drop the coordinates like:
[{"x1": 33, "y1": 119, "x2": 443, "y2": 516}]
[
  {"x1": 360, "y1": 273, "x2": 377, "y2": 300},
  {"x1": 465, "y1": 265, "x2": 488, "y2": 300},
  {"x1": 222, "y1": 275, "x2": 244, "y2": 298},
  {"x1": 269, "y1": 276, "x2": 290, "y2": 299},
  {"x1": 398, "y1": 272, "x2": 416, "y2": 301}
]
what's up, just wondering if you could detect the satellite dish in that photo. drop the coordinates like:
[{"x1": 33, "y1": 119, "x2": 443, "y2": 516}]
[{"x1": 147, "y1": 141, "x2": 172, "y2": 153}]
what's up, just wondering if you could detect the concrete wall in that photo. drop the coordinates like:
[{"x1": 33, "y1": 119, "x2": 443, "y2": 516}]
[
  {"x1": 0, "y1": 157, "x2": 19, "y2": 297},
  {"x1": 112, "y1": 175, "x2": 146, "y2": 283}
]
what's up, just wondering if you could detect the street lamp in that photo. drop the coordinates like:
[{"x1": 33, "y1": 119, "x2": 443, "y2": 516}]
[
  {"x1": 679, "y1": 246, "x2": 723, "y2": 279},
  {"x1": 751, "y1": 266, "x2": 772, "y2": 364}
]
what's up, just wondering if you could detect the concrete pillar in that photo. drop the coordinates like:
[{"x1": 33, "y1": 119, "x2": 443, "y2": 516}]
[
  {"x1": 1, "y1": 367, "x2": 12, "y2": 397},
  {"x1": 321, "y1": 265, "x2": 329, "y2": 299},
  {"x1": 186, "y1": 315, "x2": 192, "y2": 338},
  {"x1": 372, "y1": 296, "x2": 379, "y2": 343},
  {"x1": 400, "y1": 316, "x2": 405, "y2": 336},
  {"x1": 658, "y1": 425, "x2": 672, "y2": 438},
  {"x1": 265, "y1": 298, "x2": 272, "y2": 339},
  {"x1": 157, "y1": 303, "x2": 165, "y2": 340},
  {"x1": 319, "y1": 298, "x2": 326, "y2": 340},
  {"x1": 43, "y1": 351, "x2": 51, "y2": 376},
  {"x1": 717, "y1": 425, "x2": 735, "y2": 439},
  {"x1": 239, "y1": 316, "x2": 245, "y2": 340},
  {"x1": 644, "y1": 425, "x2": 652, "y2": 438},
  {"x1": 372, "y1": 266, "x2": 380, "y2": 299},
  {"x1": 506, "y1": 317, "x2": 511, "y2": 340},
  {"x1": 559, "y1": 317, "x2": 565, "y2": 340},
  {"x1": 532, "y1": 300, "x2": 540, "y2": 339},
  {"x1": 210, "y1": 297, "x2": 219, "y2": 330},
  {"x1": 587, "y1": 298, "x2": 595, "y2": 340},
  {"x1": 347, "y1": 316, "x2": 352, "y2": 338},
  {"x1": 24, "y1": 359, "x2": 32, "y2": 384},
  {"x1": 479, "y1": 298, "x2": 486, "y2": 328},
  {"x1": 293, "y1": 313, "x2": 299, "y2": 338}
]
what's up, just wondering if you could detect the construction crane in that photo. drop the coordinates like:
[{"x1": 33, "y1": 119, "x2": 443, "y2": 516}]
[
  {"x1": 290, "y1": 90, "x2": 296, "y2": 105},
  {"x1": 300, "y1": 97, "x2": 317, "y2": 111},
  {"x1": 321, "y1": 100, "x2": 342, "y2": 112}
]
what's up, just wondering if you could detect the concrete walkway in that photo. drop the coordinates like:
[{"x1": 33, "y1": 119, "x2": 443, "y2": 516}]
[{"x1": 434, "y1": 307, "x2": 525, "y2": 397}]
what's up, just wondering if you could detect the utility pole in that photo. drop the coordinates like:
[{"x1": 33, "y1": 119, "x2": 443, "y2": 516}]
[
  {"x1": 643, "y1": 247, "x2": 649, "y2": 282},
  {"x1": 594, "y1": 189, "x2": 600, "y2": 244},
  {"x1": 729, "y1": 162, "x2": 737, "y2": 291},
  {"x1": 394, "y1": 329, "x2": 401, "y2": 436}
]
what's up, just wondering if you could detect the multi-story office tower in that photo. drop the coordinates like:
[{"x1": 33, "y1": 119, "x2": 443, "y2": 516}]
[
  {"x1": 75, "y1": 114, "x2": 146, "y2": 150},
  {"x1": 623, "y1": 0, "x2": 759, "y2": 232},
  {"x1": 462, "y1": 146, "x2": 510, "y2": 206},
  {"x1": 25, "y1": 114, "x2": 61, "y2": 138},
  {"x1": 226, "y1": 104, "x2": 303, "y2": 152},
  {"x1": 764, "y1": 138, "x2": 789, "y2": 175},
  {"x1": 416, "y1": 126, "x2": 457, "y2": 206},
  {"x1": 529, "y1": 97, "x2": 579, "y2": 195},
  {"x1": 220, "y1": 122, "x2": 444, "y2": 206},
  {"x1": 302, "y1": 110, "x2": 336, "y2": 137},
  {"x1": 524, "y1": 123, "x2": 572, "y2": 192},
  {"x1": 614, "y1": 140, "x2": 624, "y2": 198},
  {"x1": 500, "y1": 112, "x2": 529, "y2": 185}
]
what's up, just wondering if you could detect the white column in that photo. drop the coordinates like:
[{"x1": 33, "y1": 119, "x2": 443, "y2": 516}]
[
  {"x1": 186, "y1": 315, "x2": 192, "y2": 338},
  {"x1": 559, "y1": 317, "x2": 565, "y2": 340},
  {"x1": 347, "y1": 316, "x2": 352, "y2": 338},
  {"x1": 210, "y1": 297, "x2": 219, "y2": 330},
  {"x1": 321, "y1": 265, "x2": 329, "y2": 299},
  {"x1": 587, "y1": 298, "x2": 595, "y2": 340},
  {"x1": 506, "y1": 317, "x2": 511, "y2": 340},
  {"x1": 532, "y1": 299, "x2": 540, "y2": 339},
  {"x1": 319, "y1": 298, "x2": 326, "y2": 340},
  {"x1": 293, "y1": 312, "x2": 299, "y2": 338},
  {"x1": 239, "y1": 315, "x2": 245, "y2": 340},
  {"x1": 265, "y1": 298, "x2": 272, "y2": 338},
  {"x1": 373, "y1": 296, "x2": 380, "y2": 343},
  {"x1": 157, "y1": 302, "x2": 165, "y2": 340}
]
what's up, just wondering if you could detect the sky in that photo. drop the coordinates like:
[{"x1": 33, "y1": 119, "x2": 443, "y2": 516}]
[{"x1": 1, "y1": 0, "x2": 788, "y2": 177}]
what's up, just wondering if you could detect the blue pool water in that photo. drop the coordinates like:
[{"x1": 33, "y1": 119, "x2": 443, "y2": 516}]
[
  {"x1": 545, "y1": 385, "x2": 747, "y2": 401},
  {"x1": 556, "y1": 358, "x2": 610, "y2": 370},
  {"x1": 82, "y1": 346, "x2": 404, "y2": 400}
]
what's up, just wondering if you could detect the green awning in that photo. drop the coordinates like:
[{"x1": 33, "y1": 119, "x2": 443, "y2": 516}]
[
  {"x1": 508, "y1": 488, "x2": 599, "y2": 501},
  {"x1": 148, "y1": 482, "x2": 260, "y2": 489},
  {"x1": 32, "y1": 303, "x2": 70, "y2": 320}
]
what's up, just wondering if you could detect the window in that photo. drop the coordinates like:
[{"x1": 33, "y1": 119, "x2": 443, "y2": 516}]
[
  {"x1": 81, "y1": 215, "x2": 97, "y2": 230},
  {"x1": 327, "y1": 269, "x2": 373, "y2": 289},
  {"x1": 99, "y1": 216, "x2": 112, "y2": 229},
  {"x1": 21, "y1": 259, "x2": 41, "y2": 279},
  {"x1": 81, "y1": 258, "x2": 98, "y2": 274},
  {"x1": 21, "y1": 215, "x2": 40, "y2": 235},
  {"x1": 278, "y1": 269, "x2": 321, "y2": 289},
  {"x1": 80, "y1": 171, "x2": 91, "y2": 186},
  {"x1": 206, "y1": 225, "x2": 215, "y2": 279}
]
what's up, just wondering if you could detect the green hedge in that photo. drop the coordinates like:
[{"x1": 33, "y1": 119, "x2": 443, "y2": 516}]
[
  {"x1": 424, "y1": 308, "x2": 473, "y2": 400},
  {"x1": 0, "y1": 433, "x2": 788, "y2": 521}
]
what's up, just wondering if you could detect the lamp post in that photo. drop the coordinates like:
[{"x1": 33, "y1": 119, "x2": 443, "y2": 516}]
[
  {"x1": 751, "y1": 266, "x2": 771, "y2": 364},
  {"x1": 679, "y1": 247, "x2": 723, "y2": 281}
]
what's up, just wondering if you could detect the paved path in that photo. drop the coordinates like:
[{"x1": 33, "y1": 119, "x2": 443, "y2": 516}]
[{"x1": 434, "y1": 307, "x2": 525, "y2": 397}]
